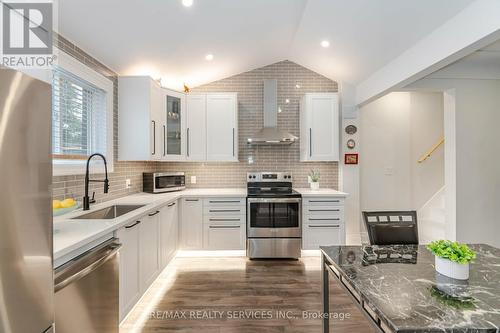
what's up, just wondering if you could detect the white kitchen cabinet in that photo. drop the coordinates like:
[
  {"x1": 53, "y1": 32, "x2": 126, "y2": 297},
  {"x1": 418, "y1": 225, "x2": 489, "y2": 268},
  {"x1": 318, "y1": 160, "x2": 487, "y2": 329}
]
[
  {"x1": 300, "y1": 93, "x2": 339, "y2": 162},
  {"x1": 202, "y1": 197, "x2": 246, "y2": 250},
  {"x1": 139, "y1": 210, "x2": 160, "y2": 288},
  {"x1": 118, "y1": 76, "x2": 164, "y2": 161},
  {"x1": 164, "y1": 90, "x2": 186, "y2": 160},
  {"x1": 203, "y1": 222, "x2": 245, "y2": 250},
  {"x1": 180, "y1": 198, "x2": 203, "y2": 249},
  {"x1": 206, "y1": 93, "x2": 238, "y2": 161},
  {"x1": 160, "y1": 201, "x2": 178, "y2": 268},
  {"x1": 302, "y1": 197, "x2": 345, "y2": 250},
  {"x1": 116, "y1": 220, "x2": 141, "y2": 320},
  {"x1": 116, "y1": 209, "x2": 162, "y2": 321},
  {"x1": 186, "y1": 94, "x2": 207, "y2": 161}
]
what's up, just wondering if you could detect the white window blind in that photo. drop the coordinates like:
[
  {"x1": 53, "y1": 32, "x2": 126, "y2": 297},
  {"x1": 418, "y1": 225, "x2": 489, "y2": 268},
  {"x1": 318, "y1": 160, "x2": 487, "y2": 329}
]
[{"x1": 52, "y1": 68, "x2": 107, "y2": 159}]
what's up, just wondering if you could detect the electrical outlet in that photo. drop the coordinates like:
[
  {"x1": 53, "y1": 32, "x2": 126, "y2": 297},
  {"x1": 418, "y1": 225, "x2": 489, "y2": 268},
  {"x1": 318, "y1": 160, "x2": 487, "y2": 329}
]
[
  {"x1": 384, "y1": 167, "x2": 394, "y2": 176},
  {"x1": 191, "y1": 176, "x2": 197, "y2": 184},
  {"x1": 125, "y1": 179, "x2": 131, "y2": 188}
]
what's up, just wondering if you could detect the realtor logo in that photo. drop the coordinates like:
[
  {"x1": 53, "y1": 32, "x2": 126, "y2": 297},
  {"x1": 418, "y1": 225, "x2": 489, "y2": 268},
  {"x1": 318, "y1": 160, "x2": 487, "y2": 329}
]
[{"x1": 1, "y1": 0, "x2": 55, "y2": 68}]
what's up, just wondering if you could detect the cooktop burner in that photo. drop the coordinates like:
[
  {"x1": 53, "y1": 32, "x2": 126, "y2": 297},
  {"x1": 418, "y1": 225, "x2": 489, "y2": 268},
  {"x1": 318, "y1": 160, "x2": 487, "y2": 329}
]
[{"x1": 246, "y1": 172, "x2": 301, "y2": 198}]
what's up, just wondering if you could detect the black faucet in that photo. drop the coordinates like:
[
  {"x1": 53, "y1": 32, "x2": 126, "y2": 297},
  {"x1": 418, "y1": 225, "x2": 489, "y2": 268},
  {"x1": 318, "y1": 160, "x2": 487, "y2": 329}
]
[{"x1": 83, "y1": 153, "x2": 109, "y2": 210}]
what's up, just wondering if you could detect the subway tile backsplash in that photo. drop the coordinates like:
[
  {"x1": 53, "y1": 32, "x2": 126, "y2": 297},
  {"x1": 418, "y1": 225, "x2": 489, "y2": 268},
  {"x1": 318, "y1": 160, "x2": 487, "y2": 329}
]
[{"x1": 52, "y1": 36, "x2": 339, "y2": 203}]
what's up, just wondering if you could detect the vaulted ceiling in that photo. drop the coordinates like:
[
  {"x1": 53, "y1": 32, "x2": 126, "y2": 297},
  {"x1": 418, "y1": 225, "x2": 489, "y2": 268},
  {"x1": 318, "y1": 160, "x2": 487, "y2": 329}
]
[{"x1": 58, "y1": 0, "x2": 475, "y2": 91}]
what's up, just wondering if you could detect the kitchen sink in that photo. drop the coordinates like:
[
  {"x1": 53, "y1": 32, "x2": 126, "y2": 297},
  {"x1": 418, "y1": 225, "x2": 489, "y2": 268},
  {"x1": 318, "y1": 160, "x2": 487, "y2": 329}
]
[{"x1": 72, "y1": 204, "x2": 145, "y2": 220}]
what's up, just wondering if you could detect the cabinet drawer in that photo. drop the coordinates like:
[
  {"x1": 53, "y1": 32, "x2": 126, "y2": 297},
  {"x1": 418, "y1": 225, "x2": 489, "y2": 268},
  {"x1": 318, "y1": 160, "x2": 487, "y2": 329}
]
[
  {"x1": 204, "y1": 215, "x2": 245, "y2": 224},
  {"x1": 203, "y1": 222, "x2": 245, "y2": 250},
  {"x1": 302, "y1": 224, "x2": 342, "y2": 250},
  {"x1": 305, "y1": 206, "x2": 343, "y2": 219},
  {"x1": 304, "y1": 216, "x2": 342, "y2": 225},
  {"x1": 304, "y1": 198, "x2": 344, "y2": 206},
  {"x1": 204, "y1": 198, "x2": 245, "y2": 216}
]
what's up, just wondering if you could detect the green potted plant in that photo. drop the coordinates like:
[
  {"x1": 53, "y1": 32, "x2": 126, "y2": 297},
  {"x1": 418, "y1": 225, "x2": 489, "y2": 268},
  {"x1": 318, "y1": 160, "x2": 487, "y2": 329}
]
[
  {"x1": 309, "y1": 170, "x2": 320, "y2": 190},
  {"x1": 427, "y1": 240, "x2": 476, "y2": 280}
]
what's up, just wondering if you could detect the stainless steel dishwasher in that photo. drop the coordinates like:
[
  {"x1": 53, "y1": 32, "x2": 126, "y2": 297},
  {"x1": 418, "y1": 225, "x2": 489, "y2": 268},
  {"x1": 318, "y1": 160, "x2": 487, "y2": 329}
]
[{"x1": 54, "y1": 238, "x2": 121, "y2": 333}]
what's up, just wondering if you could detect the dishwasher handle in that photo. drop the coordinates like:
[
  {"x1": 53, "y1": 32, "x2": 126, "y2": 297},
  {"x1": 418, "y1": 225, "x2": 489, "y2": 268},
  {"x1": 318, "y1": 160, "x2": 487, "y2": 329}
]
[{"x1": 55, "y1": 238, "x2": 121, "y2": 292}]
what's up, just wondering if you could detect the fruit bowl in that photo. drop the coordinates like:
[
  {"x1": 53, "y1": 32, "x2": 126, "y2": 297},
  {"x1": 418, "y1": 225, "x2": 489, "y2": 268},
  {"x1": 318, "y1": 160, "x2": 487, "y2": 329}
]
[{"x1": 53, "y1": 199, "x2": 81, "y2": 217}]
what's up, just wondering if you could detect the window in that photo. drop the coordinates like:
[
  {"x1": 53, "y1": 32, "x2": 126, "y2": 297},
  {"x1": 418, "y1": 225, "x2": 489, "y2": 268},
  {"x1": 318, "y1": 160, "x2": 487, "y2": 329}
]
[
  {"x1": 52, "y1": 68, "x2": 107, "y2": 159},
  {"x1": 52, "y1": 51, "x2": 114, "y2": 176}
]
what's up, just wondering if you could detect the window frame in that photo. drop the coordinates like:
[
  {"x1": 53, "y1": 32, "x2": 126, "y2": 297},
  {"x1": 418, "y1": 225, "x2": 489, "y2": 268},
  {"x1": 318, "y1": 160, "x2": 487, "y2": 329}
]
[{"x1": 52, "y1": 51, "x2": 114, "y2": 176}]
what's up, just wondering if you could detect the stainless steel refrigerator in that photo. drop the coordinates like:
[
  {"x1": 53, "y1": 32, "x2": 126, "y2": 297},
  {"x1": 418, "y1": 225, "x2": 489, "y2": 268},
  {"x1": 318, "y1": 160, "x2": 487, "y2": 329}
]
[{"x1": 0, "y1": 67, "x2": 54, "y2": 333}]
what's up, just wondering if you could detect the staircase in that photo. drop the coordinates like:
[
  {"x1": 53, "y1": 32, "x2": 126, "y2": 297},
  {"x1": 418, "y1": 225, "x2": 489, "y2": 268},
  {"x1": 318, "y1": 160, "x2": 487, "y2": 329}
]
[{"x1": 417, "y1": 186, "x2": 446, "y2": 244}]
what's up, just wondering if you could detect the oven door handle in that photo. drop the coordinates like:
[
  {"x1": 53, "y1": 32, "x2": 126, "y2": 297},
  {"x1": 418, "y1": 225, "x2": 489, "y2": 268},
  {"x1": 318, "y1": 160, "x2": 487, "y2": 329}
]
[{"x1": 247, "y1": 197, "x2": 302, "y2": 203}]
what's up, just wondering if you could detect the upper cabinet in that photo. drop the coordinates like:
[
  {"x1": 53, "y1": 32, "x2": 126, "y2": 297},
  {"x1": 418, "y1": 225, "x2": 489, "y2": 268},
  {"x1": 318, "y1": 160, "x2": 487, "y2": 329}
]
[
  {"x1": 206, "y1": 93, "x2": 238, "y2": 162},
  {"x1": 118, "y1": 76, "x2": 165, "y2": 161},
  {"x1": 186, "y1": 94, "x2": 207, "y2": 161},
  {"x1": 164, "y1": 90, "x2": 186, "y2": 161},
  {"x1": 118, "y1": 76, "x2": 237, "y2": 162},
  {"x1": 186, "y1": 93, "x2": 238, "y2": 162},
  {"x1": 300, "y1": 93, "x2": 339, "y2": 162}
]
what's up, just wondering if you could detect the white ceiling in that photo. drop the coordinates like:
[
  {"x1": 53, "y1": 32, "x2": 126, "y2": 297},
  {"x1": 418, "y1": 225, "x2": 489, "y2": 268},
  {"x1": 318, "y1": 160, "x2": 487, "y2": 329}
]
[{"x1": 58, "y1": 0, "x2": 475, "y2": 91}]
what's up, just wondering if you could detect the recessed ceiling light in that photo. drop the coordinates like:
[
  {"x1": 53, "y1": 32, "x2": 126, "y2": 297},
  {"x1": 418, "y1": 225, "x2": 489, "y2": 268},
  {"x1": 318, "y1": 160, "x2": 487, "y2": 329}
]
[
  {"x1": 205, "y1": 54, "x2": 214, "y2": 61},
  {"x1": 182, "y1": 0, "x2": 193, "y2": 7},
  {"x1": 321, "y1": 40, "x2": 330, "y2": 48}
]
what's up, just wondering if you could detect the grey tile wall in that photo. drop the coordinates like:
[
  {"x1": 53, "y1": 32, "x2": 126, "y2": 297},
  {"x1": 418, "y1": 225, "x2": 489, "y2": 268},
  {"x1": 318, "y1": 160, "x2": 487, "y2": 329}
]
[
  {"x1": 52, "y1": 36, "x2": 339, "y2": 203},
  {"x1": 156, "y1": 60, "x2": 339, "y2": 189}
]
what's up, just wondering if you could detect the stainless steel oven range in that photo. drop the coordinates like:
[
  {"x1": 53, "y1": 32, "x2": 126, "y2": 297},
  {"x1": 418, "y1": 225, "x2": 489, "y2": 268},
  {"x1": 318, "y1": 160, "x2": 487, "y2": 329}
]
[{"x1": 247, "y1": 172, "x2": 302, "y2": 259}]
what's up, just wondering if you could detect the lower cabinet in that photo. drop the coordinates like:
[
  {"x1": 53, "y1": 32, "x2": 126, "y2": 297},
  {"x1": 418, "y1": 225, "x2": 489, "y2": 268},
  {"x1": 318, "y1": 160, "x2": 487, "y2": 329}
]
[
  {"x1": 116, "y1": 219, "x2": 141, "y2": 321},
  {"x1": 180, "y1": 198, "x2": 203, "y2": 249},
  {"x1": 116, "y1": 205, "x2": 173, "y2": 321},
  {"x1": 302, "y1": 197, "x2": 345, "y2": 250},
  {"x1": 203, "y1": 219, "x2": 246, "y2": 250},
  {"x1": 180, "y1": 197, "x2": 246, "y2": 250},
  {"x1": 139, "y1": 210, "x2": 160, "y2": 289},
  {"x1": 160, "y1": 201, "x2": 178, "y2": 268}
]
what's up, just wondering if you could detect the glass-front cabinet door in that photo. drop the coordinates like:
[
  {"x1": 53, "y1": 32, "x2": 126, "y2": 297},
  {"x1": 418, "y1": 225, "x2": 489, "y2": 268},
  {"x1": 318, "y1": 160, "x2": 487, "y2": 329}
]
[{"x1": 164, "y1": 90, "x2": 185, "y2": 160}]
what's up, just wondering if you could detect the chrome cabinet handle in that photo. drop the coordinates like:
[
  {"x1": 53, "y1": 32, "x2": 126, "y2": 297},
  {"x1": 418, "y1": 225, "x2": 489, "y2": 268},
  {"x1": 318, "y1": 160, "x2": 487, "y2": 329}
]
[
  {"x1": 309, "y1": 209, "x2": 340, "y2": 212},
  {"x1": 187, "y1": 128, "x2": 190, "y2": 157},
  {"x1": 209, "y1": 200, "x2": 241, "y2": 203},
  {"x1": 309, "y1": 128, "x2": 312, "y2": 157},
  {"x1": 232, "y1": 128, "x2": 235, "y2": 156},
  {"x1": 185, "y1": 198, "x2": 199, "y2": 202},
  {"x1": 167, "y1": 202, "x2": 176, "y2": 207},
  {"x1": 308, "y1": 225, "x2": 340, "y2": 228},
  {"x1": 163, "y1": 124, "x2": 166, "y2": 156},
  {"x1": 309, "y1": 200, "x2": 340, "y2": 203},
  {"x1": 308, "y1": 218, "x2": 340, "y2": 221},
  {"x1": 125, "y1": 221, "x2": 141, "y2": 229},
  {"x1": 209, "y1": 225, "x2": 240, "y2": 229},
  {"x1": 209, "y1": 218, "x2": 241, "y2": 222},
  {"x1": 148, "y1": 210, "x2": 160, "y2": 216},
  {"x1": 209, "y1": 209, "x2": 240, "y2": 213},
  {"x1": 152, "y1": 120, "x2": 156, "y2": 155}
]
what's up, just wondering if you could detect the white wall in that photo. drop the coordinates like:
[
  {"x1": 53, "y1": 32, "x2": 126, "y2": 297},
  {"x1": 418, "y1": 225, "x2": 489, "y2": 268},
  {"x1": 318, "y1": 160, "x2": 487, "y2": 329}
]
[
  {"x1": 360, "y1": 92, "x2": 413, "y2": 210},
  {"x1": 360, "y1": 92, "x2": 444, "y2": 211},
  {"x1": 407, "y1": 78, "x2": 500, "y2": 247}
]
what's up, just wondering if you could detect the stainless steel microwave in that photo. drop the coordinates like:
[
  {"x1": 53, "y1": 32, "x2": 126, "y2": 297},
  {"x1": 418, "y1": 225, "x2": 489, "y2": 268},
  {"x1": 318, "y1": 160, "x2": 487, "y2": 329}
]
[{"x1": 143, "y1": 172, "x2": 185, "y2": 193}]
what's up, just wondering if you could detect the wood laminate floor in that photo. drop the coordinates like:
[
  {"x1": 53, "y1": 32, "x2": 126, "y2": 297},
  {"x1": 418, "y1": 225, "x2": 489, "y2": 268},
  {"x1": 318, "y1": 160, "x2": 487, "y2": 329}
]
[{"x1": 120, "y1": 256, "x2": 376, "y2": 333}]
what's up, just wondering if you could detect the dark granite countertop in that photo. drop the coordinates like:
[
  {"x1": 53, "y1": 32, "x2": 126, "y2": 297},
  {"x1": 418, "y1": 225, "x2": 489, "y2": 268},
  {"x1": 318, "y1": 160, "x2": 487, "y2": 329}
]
[{"x1": 320, "y1": 244, "x2": 500, "y2": 333}]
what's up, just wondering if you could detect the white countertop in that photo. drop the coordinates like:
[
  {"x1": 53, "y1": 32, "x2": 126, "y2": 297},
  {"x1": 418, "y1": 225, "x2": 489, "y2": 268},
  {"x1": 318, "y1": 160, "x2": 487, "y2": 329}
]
[
  {"x1": 294, "y1": 188, "x2": 348, "y2": 197},
  {"x1": 53, "y1": 188, "x2": 247, "y2": 263}
]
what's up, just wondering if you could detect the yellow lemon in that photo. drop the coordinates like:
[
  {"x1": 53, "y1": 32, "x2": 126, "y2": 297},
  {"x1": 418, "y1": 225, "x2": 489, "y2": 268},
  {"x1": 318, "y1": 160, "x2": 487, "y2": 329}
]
[
  {"x1": 61, "y1": 198, "x2": 76, "y2": 208},
  {"x1": 52, "y1": 200, "x2": 62, "y2": 209}
]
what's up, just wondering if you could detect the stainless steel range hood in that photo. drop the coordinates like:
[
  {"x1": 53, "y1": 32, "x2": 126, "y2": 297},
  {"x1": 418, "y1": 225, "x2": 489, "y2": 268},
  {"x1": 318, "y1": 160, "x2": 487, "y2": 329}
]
[{"x1": 247, "y1": 79, "x2": 298, "y2": 145}]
